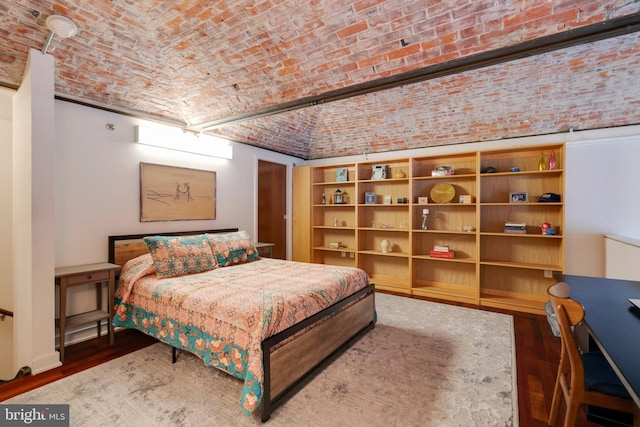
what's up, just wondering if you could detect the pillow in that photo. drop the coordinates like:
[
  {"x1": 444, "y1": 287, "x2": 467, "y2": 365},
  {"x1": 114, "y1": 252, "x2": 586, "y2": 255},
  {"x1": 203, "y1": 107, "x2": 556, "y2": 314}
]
[
  {"x1": 144, "y1": 234, "x2": 216, "y2": 278},
  {"x1": 207, "y1": 230, "x2": 260, "y2": 267}
]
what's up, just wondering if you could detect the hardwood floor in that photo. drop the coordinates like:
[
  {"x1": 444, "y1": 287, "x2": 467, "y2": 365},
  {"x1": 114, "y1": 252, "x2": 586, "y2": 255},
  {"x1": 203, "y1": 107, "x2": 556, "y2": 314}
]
[
  {"x1": 0, "y1": 329, "x2": 156, "y2": 402},
  {"x1": 514, "y1": 311, "x2": 605, "y2": 427},
  {"x1": 0, "y1": 310, "x2": 605, "y2": 426}
]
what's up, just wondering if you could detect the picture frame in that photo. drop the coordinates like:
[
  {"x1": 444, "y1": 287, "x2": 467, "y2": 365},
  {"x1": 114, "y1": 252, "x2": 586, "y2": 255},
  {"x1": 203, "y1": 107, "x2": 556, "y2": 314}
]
[
  {"x1": 459, "y1": 195, "x2": 475, "y2": 204},
  {"x1": 371, "y1": 164, "x2": 388, "y2": 180},
  {"x1": 365, "y1": 192, "x2": 376, "y2": 204},
  {"x1": 335, "y1": 167, "x2": 348, "y2": 182},
  {"x1": 509, "y1": 192, "x2": 529, "y2": 203},
  {"x1": 140, "y1": 162, "x2": 216, "y2": 221}
]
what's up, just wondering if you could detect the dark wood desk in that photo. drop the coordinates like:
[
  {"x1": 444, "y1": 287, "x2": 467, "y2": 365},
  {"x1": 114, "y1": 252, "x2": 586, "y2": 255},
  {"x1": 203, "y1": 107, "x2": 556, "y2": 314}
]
[{"x1": 557, "y1": 274, "x2": 640, "y2": 412}]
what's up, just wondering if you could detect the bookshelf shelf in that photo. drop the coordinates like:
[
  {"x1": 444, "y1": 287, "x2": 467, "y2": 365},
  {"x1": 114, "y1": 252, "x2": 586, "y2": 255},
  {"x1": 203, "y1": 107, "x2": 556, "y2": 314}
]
[{"x1": 298, "y1": 144, "x2": 564, "y2": 314}]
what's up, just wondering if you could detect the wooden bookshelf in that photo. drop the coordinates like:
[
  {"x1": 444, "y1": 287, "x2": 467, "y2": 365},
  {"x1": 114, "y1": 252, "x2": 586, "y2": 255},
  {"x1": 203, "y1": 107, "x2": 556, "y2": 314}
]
[{"x1": 295, "y1": 144, "x2": 564, "y2": 314}]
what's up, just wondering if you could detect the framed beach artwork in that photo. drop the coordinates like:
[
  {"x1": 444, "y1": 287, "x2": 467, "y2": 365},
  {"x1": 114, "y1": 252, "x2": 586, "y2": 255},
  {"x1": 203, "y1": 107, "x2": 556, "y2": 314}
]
[{"x1": 140, "y1": 162, "x2": 216, "y2": 221}]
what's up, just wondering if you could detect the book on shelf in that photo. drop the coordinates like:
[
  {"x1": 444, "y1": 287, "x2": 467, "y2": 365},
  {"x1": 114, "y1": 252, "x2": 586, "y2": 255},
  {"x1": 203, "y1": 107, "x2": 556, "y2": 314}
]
[
  {"x1": 328, "y1": 242, "x2": 346, "y2": 249},
  {"x1": 432, "y1": 245, "x2": 450, "y2": 252},
  {"x1": 504, "y1": 221, "x2": 526, "y2": 234},
  {"x1": 429, "y1": 249, "x2": 455, "y2": 258},
  {"x1": 504, "y1": 221, "x2": 526, "y2": 227},
  {"x1": 504, "y1": 228, "x2": 527, "y2": 234}
]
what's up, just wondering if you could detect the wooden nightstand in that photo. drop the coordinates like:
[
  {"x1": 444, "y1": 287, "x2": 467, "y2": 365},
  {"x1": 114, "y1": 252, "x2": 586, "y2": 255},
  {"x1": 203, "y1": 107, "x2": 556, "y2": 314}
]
[
  {"x1": 54, "y1": 262, "x2": 119, "y2": 362},
  {"x1": 255, "y1": 242, "x2": 275, "y2": 258}
]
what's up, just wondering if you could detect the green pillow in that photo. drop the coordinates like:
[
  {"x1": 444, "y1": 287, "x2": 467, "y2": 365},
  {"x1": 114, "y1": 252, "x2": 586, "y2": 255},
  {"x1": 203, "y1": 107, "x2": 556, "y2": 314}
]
[
  {"x1": 144, "y1": 234, "x2": 216, "y2": 277},
  {"x1": 207, "y1": 230, "x2": 260, "y2": 267}
]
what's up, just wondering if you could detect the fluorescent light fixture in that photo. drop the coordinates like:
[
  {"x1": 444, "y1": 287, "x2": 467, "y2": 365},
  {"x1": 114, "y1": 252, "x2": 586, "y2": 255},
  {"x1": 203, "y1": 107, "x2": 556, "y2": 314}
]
[{"x1": 134, "y1": 125, "x2": 233, "y2": 159}]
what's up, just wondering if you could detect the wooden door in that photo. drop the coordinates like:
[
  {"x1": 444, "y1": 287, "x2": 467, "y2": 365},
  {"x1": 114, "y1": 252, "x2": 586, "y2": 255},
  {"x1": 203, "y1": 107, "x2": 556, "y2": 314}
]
[
  {"x1": 292, "y1": 166, "x2": 311, "y2": 262},
  {"x1": 258, "y1": 160, "x2": 286, "y2": 259}
]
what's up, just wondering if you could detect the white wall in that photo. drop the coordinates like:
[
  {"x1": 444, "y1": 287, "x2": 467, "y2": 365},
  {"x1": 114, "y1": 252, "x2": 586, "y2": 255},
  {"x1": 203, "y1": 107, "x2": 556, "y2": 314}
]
[
  {"x1": 53, "y1": 100, "x2": 302, "y2": 341},
  {"x1": 13, "y1": 50, "x2": 59, "y2": 374},
  {"x1": 54, "y1": 100, "x2": 302, "y2": 265},
  {"x1": 0, "y1": 87, "x2": 14, "y2": 379},
  {"x1": 565, "y1": 131, "x2": 640, "y2": 276},
  {"x1": 304, "y1": 125, "x2": 640, "y2": 277}
]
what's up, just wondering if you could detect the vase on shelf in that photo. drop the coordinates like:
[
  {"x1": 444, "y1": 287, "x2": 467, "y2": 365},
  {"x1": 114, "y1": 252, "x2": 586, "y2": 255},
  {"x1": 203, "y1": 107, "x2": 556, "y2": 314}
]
[
  {"x1": 538, "y1": 152, "x2": 547, "y2": 171},
  {"x1": 548, "y1": 150, "x2": 557, "y2": 170},
  {"x1": 381, "y1": 239, "x2": 391, "y2": 253}
]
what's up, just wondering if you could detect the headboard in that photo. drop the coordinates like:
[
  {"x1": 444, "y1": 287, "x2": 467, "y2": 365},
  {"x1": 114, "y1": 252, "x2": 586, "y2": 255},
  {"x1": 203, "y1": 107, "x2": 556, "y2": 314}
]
[{"x1": 108, "y1": 228, "x2": 239, "y2": 267}]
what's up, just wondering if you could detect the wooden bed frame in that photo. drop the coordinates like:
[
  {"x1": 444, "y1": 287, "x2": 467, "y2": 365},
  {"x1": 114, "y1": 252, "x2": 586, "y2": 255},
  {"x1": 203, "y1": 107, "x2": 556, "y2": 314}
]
[{"x1": 108, "y1": 229, "x2": 376, "y2": 422}]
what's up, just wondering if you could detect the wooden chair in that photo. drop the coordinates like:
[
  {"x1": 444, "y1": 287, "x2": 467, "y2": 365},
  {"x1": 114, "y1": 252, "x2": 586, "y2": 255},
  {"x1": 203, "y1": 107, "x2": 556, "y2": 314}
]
[{"x1": 547, "y1": 282, "x2": 634, "y2": 427}]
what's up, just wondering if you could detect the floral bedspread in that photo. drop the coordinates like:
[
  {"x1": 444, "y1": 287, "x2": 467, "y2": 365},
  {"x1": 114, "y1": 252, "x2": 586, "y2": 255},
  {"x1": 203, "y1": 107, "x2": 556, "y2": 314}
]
[{"x1": 113, "y1": 254, "x2": 369, "y2": 415}]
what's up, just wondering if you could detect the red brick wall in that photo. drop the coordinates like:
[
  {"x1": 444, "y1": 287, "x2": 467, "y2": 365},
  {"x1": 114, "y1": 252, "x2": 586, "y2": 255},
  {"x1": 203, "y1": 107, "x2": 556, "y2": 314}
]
[
  {"x1": 213, "y1": 31, "x2": 640, "y2": 159},
  {"x1": 2, "y1": 1, "x2": 640, "y2": 159}
]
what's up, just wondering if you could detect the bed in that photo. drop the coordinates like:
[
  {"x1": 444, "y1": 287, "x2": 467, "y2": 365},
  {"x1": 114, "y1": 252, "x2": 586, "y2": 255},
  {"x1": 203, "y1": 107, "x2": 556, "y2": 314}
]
[{"x1": 108, "y1": 228, "x2": 375, "y2": 422}]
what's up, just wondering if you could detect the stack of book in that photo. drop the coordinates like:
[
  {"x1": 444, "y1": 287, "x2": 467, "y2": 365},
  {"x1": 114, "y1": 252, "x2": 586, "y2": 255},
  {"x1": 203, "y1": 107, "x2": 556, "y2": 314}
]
[
  {"x1": 328, "y1": 242, "x2": 346, "y2": 249},
  {"x1": 504, "y1": 221, "x2": 526, "y2": 234},
  {"x1": 429, "y1": 245, "x2": 455, "y2": 258}
]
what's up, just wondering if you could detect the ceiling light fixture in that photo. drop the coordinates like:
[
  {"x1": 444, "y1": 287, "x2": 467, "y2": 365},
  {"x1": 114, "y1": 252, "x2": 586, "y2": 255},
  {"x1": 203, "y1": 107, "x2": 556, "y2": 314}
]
[
  {"x1": 134, "y1": 125, "x2": 233, "y2": 159},
  {"x1": 41, "y1": 15, "x2": 78, "y2": 54}
]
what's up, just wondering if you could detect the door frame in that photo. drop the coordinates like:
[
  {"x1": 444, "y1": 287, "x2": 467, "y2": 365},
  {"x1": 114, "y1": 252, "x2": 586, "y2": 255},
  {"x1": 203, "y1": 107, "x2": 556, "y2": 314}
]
[{"x1": 255, "y1": 157, "x2": 292, "y2": 259}]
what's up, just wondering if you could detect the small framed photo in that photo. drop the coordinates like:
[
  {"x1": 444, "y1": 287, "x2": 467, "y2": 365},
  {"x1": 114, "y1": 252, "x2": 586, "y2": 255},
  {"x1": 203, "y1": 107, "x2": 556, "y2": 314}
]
[
  {"x1": 418, "y1": 196, "x2": 429, "y2": 204},
  {"x1": 383, "y1": 195, "x2": 392, "y2": 204},
  {"x1": 459, "y1": 195, "x2": 475, "y2": 204},
  {"x1": 365, "y1": 192, "x2": 376, "y2": 204},
  {"x1": 509, "y1": 192, "x2": 529, "y2": 203},
  {"x1": 371, "y1": 164, "x2": 388, "y2": 180},
  {"x1": 335, "y1": 168, "x2": 348, "y2": 182}
]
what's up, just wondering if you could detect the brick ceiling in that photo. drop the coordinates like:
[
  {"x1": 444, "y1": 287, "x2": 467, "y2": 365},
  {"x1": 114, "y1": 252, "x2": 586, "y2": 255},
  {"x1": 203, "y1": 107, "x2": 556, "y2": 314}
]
[{"x1": 1, "y1": 1, "x2": 640, "y2": 159}]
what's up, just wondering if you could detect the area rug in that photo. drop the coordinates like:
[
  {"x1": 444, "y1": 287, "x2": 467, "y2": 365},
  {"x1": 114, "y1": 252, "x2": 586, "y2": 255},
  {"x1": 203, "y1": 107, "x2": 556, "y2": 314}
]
[{"x1": 6, "y1": 293, "x2": 517, "y2": 426}]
